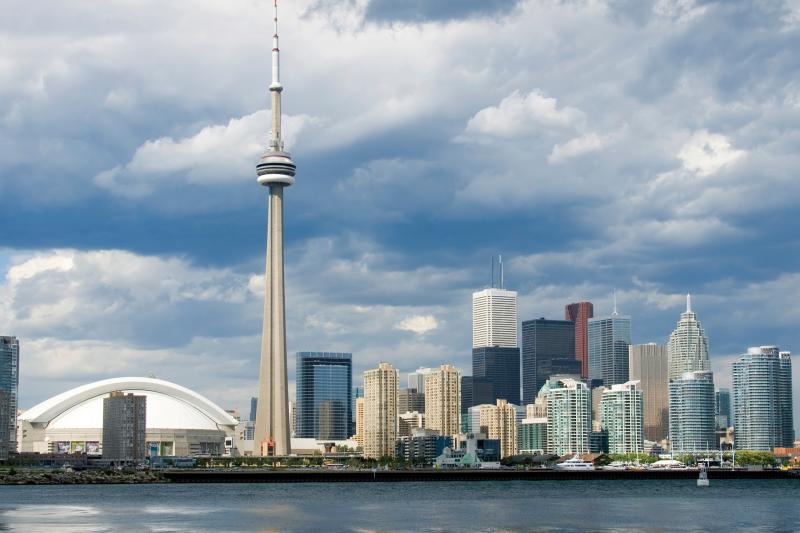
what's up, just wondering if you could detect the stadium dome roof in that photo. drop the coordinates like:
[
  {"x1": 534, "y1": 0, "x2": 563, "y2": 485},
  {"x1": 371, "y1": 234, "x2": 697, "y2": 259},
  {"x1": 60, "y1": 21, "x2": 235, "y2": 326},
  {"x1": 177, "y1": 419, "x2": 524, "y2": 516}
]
[{"x1": 19, "y1": 377, "x2": 238, "y2": 431}]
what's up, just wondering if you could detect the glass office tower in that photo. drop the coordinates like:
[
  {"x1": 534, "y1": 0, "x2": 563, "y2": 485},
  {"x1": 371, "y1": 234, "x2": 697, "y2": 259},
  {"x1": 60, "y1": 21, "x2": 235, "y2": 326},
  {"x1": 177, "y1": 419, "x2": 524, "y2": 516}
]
[
  {"x1": 0, "y1": 336, "x2": 19, "y2": 459},
  {"x1": 588, "y1": 313, "x2": 631, "y2": 386},
  {"x1": 296, "y1": 352, "x2": 352, "y2": 440},
  {"x1": 521, "y1": 318, "x2": 579, "y2": 405},
  {"x1": 472, "y1": 347, "x2": 520, "y2": 406}
]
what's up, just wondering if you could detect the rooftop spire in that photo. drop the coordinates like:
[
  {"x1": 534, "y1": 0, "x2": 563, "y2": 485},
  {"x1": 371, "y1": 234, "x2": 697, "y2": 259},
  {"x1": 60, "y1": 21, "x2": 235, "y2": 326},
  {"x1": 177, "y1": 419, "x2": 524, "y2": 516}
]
[
  {"x1": 612, "y1": 289, "x2": 618, "y2": 316},
  {"x1": 686, "y1": 293, "x2": 692, "y2": 313}
]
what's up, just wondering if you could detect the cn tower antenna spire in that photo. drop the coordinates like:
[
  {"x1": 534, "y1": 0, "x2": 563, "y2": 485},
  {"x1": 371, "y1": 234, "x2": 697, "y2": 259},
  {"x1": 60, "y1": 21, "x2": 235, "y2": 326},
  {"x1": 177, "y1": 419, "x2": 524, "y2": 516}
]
[{"x1": 269, "y1": 0, "x2": 284, "y2": 152}]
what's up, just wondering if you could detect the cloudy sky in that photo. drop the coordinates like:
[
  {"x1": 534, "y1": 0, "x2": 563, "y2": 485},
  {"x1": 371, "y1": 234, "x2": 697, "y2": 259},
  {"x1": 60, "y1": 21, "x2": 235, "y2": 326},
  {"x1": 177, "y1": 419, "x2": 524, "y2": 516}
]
[{"x1": 1, "y1": 0, "x2": 799, "y2": 428}]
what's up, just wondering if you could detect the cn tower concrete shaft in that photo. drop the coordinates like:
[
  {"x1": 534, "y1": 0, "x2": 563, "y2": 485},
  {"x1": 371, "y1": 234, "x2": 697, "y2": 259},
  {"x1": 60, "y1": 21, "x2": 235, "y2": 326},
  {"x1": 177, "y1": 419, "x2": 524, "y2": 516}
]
[{"x1": 254, "y1": 185, "x2": 291, "y2": 456}]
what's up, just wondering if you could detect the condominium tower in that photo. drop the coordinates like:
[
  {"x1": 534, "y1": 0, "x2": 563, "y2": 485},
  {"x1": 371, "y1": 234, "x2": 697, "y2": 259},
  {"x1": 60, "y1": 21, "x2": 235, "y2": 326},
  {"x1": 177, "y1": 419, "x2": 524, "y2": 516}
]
[
  {"x1": 628, "y1": 343, "x2": 669, "y2": 442},
  {"x1": 478, "y1": 399, "x2": 518, "y2": 459},
  {"x1": 732, "y1": 347, "x2": 794, "y2": 450},
  {"x1": 588, "y1": 302, "x2": 631, "y2": 386},
  {"x1": 363, "y1": 363, "x2": 399, "y2": 459},
  {"x1": 295, "y1": 352, "x2": 352, "y2": 440},
  {"x1": 102, "y1": 391, "x2": 146, "y2": 463},
  {"x1": 0, "y1": 336, "x2": 19, "y2": 459},
  {"x1": 521, "y1": 318, "x2": 580, "y2": 405},
  {"x1": 600, "y1": 381, "x2": 644, "y2": 454},
  {"x1": 543, "y1": 378, "x2": 591, "y2": 455},
  {"x1": 565, "y1": 301, "x2": 593, "y2": 379},
  {"x1": 667, "y1": 295, "x2": 710, "y2": 380},
  {"x1": 669, "y1": 370, "x2": 715, "y2": 453},
  {"x1": 424, "y1": 365, "x2": 461, "y2": 437}
]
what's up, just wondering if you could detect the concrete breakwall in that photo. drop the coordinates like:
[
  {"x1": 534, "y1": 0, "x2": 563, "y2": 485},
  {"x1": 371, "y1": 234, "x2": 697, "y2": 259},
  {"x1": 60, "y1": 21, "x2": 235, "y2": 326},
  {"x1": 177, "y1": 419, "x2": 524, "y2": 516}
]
[{"x1": 162, "y1": 468, "x2": 800, "y2": 483}]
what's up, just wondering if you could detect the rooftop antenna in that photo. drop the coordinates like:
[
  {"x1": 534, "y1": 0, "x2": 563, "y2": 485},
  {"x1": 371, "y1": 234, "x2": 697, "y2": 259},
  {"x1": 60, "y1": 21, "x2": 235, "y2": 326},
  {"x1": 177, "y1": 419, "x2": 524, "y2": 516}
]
[
  {"x1": 499, "y1": 254, "x2": 504, "y2": 290},
  {"x1": 612, "y1": 289, "x2": 618, "y2": 316},
  {"x1": 491, "y1": 256, "x2": 494, "y2": 288}
]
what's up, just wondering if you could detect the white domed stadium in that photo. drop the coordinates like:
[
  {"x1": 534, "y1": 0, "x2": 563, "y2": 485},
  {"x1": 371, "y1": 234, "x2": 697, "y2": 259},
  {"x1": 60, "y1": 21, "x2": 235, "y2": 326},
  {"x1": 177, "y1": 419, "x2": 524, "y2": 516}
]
[{"x1": 18, "y1": 377, "x2": 238, "y2": 457}]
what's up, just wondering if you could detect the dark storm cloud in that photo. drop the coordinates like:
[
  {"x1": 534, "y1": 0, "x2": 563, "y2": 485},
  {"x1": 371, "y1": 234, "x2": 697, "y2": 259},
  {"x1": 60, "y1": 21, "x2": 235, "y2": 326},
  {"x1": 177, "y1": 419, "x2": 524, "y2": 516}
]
[{"x1": 364, "y1": 0, "x2": 520, "y2": 22}]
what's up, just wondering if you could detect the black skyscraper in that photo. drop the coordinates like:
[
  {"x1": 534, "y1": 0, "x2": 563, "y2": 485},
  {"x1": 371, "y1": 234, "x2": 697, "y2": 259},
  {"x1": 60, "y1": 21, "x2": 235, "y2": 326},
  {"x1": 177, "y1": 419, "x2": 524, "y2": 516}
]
[
  {"x1": 521, "y1": 318, "x2": 580, "y2": 404},
  {"x1": 472, "y1": 347, "x2": 520, "y2": 406}
]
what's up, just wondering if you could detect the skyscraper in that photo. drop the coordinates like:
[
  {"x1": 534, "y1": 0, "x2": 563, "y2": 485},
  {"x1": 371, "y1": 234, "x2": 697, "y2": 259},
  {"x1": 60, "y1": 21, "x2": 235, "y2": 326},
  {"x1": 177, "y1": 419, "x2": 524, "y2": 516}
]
[
  {"x1": 295, "y1": 352, "x2": 352, "y2": 440},
  {"x1": 521, "y1": 318, "x2": 579, "y2": 404},
  {"x1": 628, "y1": 343, "x2": 669, "y2": 442},
  {"x1": 478, "y1": 399, "x2": 518, "y2": 459},
  {"x1": 669, "y1": 370, "x2": 715, "y2": 453},
  {"x1": 407, "y1": 367, "x2": 435, "y2": 393},
  {"x1": 588, "y1": 300, "x2": 631, "y2": 386},
  {"x1": 472, "y1": 282, "x2": 520, "y2": 406},
  {"x1": 715, "y1": 388, "x2": 731, "y2": 430},
  {"x1": 254, "y1": 0, "x2": 296, "y2": 457},
  {"x1": 398, "y1": 388, "x2": 425, "y2": 414},
  {"x1": 472, "y1": 288, "x2": 518, "y2": 348},
  {"x1": 102, "y1": 391, "x2": 146, "y2": 464},
  {"x1": 424, "y1": 364, "x2": 461, "y2": 437},
  {"x1": 460, "y1": 376, "x2": 473, "y2": 414},
  {"x1": 544, "y1": 378, "x2": 591, "y2": 456},
  {"x1": 363, "y1": 363, "x2": 399, "y2": 459},
  {"x1": 0, "y1": 336, "x2": 19, "y2": 458},
  {"x1": 565, "y1": 301, "x2": 593, "y2": 379},
  {"x1": 354, "y1": 397, "x2": 364, "y2": 445},
  {"x1": 600, "y1": 381, "x2": 644, "y2": 454},
  {"x1": 472, "y1": 347, "x2": 521, "y2": 405},
  {"x1": 249, "y1": 397, "x2": 258, "y2": 422},
  {"x1": 667, "y1": 294, "x2": 710, "y2": 380},
  {"x1": 732, "y1": 347, "x2": 794, "y2": 450}
]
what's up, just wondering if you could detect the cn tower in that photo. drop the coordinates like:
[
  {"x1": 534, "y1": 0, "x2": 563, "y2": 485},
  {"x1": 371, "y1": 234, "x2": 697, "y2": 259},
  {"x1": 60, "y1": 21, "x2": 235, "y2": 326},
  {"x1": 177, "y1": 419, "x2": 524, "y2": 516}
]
[{"x1": 254, "y1": 0, "x2": 295, "y2": 456}]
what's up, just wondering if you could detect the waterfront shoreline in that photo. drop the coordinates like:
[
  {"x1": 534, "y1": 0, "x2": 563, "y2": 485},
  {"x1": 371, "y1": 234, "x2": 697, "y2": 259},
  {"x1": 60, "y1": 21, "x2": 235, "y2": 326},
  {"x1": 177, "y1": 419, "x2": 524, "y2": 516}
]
[{"x1": 1, "y1": 468, "x2": 797, "y2": 485}]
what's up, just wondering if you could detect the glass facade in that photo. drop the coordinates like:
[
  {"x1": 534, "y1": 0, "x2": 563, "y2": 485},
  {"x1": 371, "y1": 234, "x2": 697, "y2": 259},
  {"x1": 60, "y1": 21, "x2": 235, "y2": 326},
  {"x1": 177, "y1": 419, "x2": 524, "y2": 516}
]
[
  {"x1": 588, "y1": 315, "x2": 631, "y2": 386},
  {"x1": 521, "y1": 318, "x2": 578, "y2": 405},
  {"x1": 296, "y1": 352, "x2": 352, "y2": 440},
  {"x1": 472, "y1": 346, "x2": 520, "y2": 406},
  {"x1": 732, "y1": 347, "x2": 794, "y2": 450},
  {"x1": 715, "y1": 388, "x2": 731, "y2": 430},
  {"x1": 668, "y1": 370, "x2": 715, "y2": 453},
  {"x1": 0, "y1": 336, "x2": 19, "y2": 459}
]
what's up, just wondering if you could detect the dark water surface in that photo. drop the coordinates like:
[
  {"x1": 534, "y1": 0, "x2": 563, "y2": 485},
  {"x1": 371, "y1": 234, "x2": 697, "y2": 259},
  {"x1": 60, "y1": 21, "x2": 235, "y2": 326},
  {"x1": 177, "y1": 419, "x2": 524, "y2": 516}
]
[{"x1": 0, "y1": 479, "x2": 798, "y2": 532}]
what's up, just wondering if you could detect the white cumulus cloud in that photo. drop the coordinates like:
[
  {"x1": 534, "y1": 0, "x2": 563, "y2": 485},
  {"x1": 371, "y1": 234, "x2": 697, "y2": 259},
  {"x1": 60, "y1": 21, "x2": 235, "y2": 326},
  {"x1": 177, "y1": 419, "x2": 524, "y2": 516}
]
[
  {"x1": 548, "y1": 132, "x2": 610, "y2": 164},
  {"x1": 463, "y1": 89, "x2": 585, "y2": 139},
  {"x1": 678, "y1": 130, "x2": 746, "y2": 177},
  {"x1": 395, "y1": 315, "x2": 439, "y2": 335}
]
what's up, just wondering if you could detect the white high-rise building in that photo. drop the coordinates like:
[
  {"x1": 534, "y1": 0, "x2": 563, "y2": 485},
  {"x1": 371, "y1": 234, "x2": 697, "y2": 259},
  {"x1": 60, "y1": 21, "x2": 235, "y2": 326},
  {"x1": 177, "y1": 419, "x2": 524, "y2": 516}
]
[
  {"x1": 733, "y1": 347, "x2": 794, "y2": 451},
  {"x1": 600, "y1": 381, "x2": 644, "y2": 454},
  {"x1": 667, "y1": 295, "x2": 710, "y2": 380},
  {"x1": 363, "y1": 363, "x2": 399, "y2": 459},
  {"x1": 424, "y1": 365, "x2": 461, "y2": 438},
  {"x1": 472, "y1": 288, "x2": 518, "y2": 348},
  {"x1": 669, "y1": 370, "x2": 715, "y2": 453},
  {"x1": 544, "y1": 378, "x2": 590, "y2": 455}
]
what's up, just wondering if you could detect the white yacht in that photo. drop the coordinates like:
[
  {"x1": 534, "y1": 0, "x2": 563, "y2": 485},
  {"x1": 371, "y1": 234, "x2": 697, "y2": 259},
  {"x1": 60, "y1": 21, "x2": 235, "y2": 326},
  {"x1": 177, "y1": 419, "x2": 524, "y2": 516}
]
[{"x1": 554, "y1": 455, "x2": 595, "y2": 471}]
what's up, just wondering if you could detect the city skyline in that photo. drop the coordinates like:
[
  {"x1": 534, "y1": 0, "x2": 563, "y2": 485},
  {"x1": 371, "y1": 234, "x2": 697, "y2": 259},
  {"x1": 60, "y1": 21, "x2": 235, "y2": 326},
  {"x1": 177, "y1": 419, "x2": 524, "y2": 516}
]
[{"x1": 1, "y1": 0, "x2": 800, "y2": 432}]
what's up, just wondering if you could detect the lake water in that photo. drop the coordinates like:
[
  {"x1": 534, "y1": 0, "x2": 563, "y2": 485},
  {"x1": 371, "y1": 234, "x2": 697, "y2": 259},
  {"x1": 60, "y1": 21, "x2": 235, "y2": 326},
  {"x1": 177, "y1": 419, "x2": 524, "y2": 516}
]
[{"x1": 0, "y1": 479, "x2": 798, "y2": 532}]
